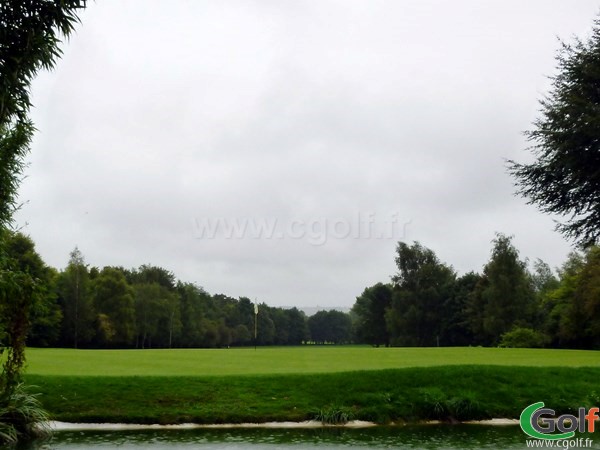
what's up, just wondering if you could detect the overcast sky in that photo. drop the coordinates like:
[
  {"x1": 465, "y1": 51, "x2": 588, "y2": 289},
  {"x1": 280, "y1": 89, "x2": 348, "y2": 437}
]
[{"x1": 15, "y1": 0, "x2": 599, "y2": 308}]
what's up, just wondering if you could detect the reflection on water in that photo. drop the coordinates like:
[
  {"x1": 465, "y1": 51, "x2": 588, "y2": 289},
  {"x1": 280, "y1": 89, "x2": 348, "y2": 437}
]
[{"x1": 14, "y1": 425, "x2": 600, "y2": 450}]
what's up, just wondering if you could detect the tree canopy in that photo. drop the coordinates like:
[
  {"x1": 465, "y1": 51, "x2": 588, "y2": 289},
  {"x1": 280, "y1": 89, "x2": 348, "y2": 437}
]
[{"x1": 508, "y1": 18, "x2": 600, "y2": 248}]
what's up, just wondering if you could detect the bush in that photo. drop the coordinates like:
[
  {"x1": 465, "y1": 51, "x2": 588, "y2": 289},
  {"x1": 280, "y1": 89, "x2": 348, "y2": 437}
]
[
  {"x1": 0, "y1": 383, "x2": 50, "y2": 445},
  {"x1": 499, "y1": 327, "x2": 549, "y2": 348}
]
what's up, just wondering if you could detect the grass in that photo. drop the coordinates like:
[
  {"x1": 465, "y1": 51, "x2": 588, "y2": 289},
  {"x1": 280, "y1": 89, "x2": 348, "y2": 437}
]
[
  {"x1": 23, "y1": 346, "x2": 600, "y2": 376},
  {"x1": 25, "y1": 366, "x2": 600, "y2": 425},
  {"x1": 21, "y1": 347, "x2": 600, "y2": 425}
]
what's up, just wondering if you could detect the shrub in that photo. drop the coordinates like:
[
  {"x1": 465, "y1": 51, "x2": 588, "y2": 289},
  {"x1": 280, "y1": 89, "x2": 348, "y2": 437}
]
[
  {"x1": 0, "y1": 383, "x2": 50, "y2": 445},
  {"x1": 499, "y1": 327, "x2": 549, "y2": 348}
]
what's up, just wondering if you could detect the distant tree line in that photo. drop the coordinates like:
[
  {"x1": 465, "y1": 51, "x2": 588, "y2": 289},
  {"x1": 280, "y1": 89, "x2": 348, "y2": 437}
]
[
  {"x1": 2, "y1": 232, "x2": 354, "y2": 348},
  {"x1": 352, "y1": 234, "x2": 600, "y2": 349},
  {"x1": 4, "y1": 230, "x2": 600, "y2": 350}
]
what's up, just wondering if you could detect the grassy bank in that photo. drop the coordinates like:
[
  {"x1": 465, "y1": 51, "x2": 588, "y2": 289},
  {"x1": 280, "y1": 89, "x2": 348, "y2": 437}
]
[{"x1": 26, "y1": 366, "x2": 600, "y2": 424}]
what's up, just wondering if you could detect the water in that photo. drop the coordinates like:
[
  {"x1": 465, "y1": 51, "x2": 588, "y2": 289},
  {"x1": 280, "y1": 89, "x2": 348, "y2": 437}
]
[{"x1": 14, "y1": 425, "x2": 600, "y2": 450}]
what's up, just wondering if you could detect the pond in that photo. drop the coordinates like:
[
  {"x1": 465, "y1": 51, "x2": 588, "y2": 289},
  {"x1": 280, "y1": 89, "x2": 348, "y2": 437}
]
[{"x1": 15, "y1": 424, "x2": 599, "y2": 450}]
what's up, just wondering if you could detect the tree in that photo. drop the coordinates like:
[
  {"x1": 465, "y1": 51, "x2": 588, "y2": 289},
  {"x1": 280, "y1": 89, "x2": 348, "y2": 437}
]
[
  {"x1": 386, "y1": 242, "x2": 456, "y2": 346},
  {"x1": 508, "y1": 18, "x2": 600, "y2": 247},
  {"x1": 176, "y1": 282, "x2": 209, "y2": 347},
  {"x1": 57, "y1": 247, "x2": 94, "y2": 348},
  {"x1": 255, "y1": 304, "x2": 276, "y2": 345},
  {"x1": 92, "y1": 267, "x2": 135, "y2": 347},
  {"x1": 0, "y1": 1, "x2": 85, "y2": 226},
  {"x1": 472, "y1": 234, "x2": 536, "y2": 344},
  {"x1": 2, "y1": 232, "x2": 62, "y2": 347},
  {"x1": 542, "y1": 251, "x2": 585, "y2": 348},
  {"x1": 308, "y1": 310, "x2": 352, "y2": 344},
  {"x1": 0, "y1": 1, "x2": 85, "y2": 442},
  {"x1": 285, "y1": 307, "x2": 309, "y2": 345},
  {"x1": 0, "y1": 231, "x2": 46, "y2": 387},
  {"x1": 444, "y1": 272, "x2": 481, "y2": 346},
  {"x1": 549, "y1": 247, "x2": 600, "y2": 348},
  {"x1": 352, "y1": 283, "x2": 392, "y2": 346},
  {"x1": 129, "y1": 265, "x2": 176, "y2": 291},
  {"x1": 134, "y1": 283, "x2": 165, "y2": 348},
  {"x1": 576, "y1": 246, "x2": 600, "y2": 346}
]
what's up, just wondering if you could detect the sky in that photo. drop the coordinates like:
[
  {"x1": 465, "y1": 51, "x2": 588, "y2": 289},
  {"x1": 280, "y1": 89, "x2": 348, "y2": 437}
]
[{"x1": 15, "y1": 0, "x2": 600, "y2": 308}]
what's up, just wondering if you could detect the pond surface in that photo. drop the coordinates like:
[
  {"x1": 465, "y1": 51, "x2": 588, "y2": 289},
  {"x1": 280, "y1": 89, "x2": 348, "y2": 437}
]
[{"x1": 14, "y1": 425, "x2": 600, "y2": 450}]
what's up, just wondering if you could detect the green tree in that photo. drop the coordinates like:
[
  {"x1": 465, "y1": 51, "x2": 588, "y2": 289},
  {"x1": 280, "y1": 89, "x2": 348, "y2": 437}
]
[
  {"x1": 386, "y1": 242, "x2": 456, "y2": 346},
  {"x1": 2, "y1": 232, "x2": 61, "y2": 347},
  {"x1": 352, "y1": 283, "x2": 392, "y2": 346},
  {"x1": 285, "y1": 307, "x2": 309, "y2": 345},
  {"x1": 176, "y1": 282, "x2": 209, "y2": 347},
  {"x1": 134, "y1": 283, "x2": 165, "y2": 348},
  {"x1": 551, "y1": 247, "x2": 600, "y2": 348},
  {"x1": 308, "y1": 310, "x2": 352, "y2": 344},
  {"x1": 444, "y1": 272, "x2": 481, "y2": 346},
  {"x1": 529, "y1": 259, "x2": 560, "y2": 334},
  {"x1": 541, "y1": 252, "x2": 585, "y2": 347},
  {"x1": 92, "y1": 267, "x2": 135, "y2": 347},
  {"x1": 508, "y1": 18, "x2": 600, "y2": 247},
  {"x1": 473, "y1": 234, "x2": 536, "y2": 345},
  {"x1": 57, "y1": 247, "x2": 94, "y2": 348},
  {"x1": 0, "y1": 229, "x2": 54, "y2": 384},
  {"x1": 0, "y1": 6, "x2": 85, "y2": 441},
  {"x1": 256, "y1": 304, "x2": 276, "y2": 345},
  {"x1": 577, "y1": 247, "x2": 600, "y2": 346},
  {"x1": 129, "y1": 265, "x2": 176, "y2": 291}
]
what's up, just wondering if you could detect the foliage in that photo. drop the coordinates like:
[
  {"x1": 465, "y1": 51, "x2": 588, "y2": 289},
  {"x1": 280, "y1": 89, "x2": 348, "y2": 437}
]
[
  {"x1": 307, "y1": 310, "x2": 352, "y2": 344},
  {"x1": 445, "y1": 272, "x2": 480, "y2": 346},
  {"x1": 314, "y1": 404, "x2": 354, "y2": 424},
  {"x1": 56, "y1": 248, "x2": 94, "y2": 348},
  {"x1": 386, "y1": 241, "x2": 456, "y2": 346},
  {"x1": 0, "y1": 0, "x2": 86, "y2": 226},
  {"x1": 468, "y1": 234, "x2": 536, "y2": 345},
  {"x1": 498, "y1": 327, "x2": 550, "y2": 348},
  {"x1": 92, "y1": 267, "x2": 136, "y2": 347},
  {"x1": 0, "y1": 232, "x2": 59, "y2": 393},
  {"x1": 0, "y1": 383, "x2": 49, "y2": 444},
  {"x1": 352, "y1": 283, "x2": 392, "y2": 346},
  {"x1": 508, "y1": 18, "x2": 600, "y2": 248},
  {"x1": 0, "y1": 0, "x2": 85, "y2": 443}
]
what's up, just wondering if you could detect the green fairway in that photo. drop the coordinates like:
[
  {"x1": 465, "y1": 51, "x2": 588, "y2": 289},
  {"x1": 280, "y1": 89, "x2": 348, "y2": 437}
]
[{"x1": 24, "y1": 346, "x2": 600, "y2": 377}]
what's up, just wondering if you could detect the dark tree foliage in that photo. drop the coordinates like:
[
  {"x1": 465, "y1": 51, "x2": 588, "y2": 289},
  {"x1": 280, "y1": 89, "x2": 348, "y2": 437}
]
[
  {"x1": 443, "y1": 272, "x2": 481, "y2": 346},
  {"x1": 352, "y1": 283, "x2": 392, "y2": 347},
  {"x1": 470, "y1": 234, "x2": 536, "y2": 345},
  {"x1": 0, "y1": 8, "x2": 86, "y2": 430},
  {"x1": 387, "y1": 242, "x2": 456, "y2": 347},
  {"x1": 508, "y1": 18, "x2": 600, "y2": 248},
  {"x1": 308, "y1": 310, "x2": 352, "y2": 344},
  {"x1": 0, "y1": 0, "x2": 85, "y2": 225}
]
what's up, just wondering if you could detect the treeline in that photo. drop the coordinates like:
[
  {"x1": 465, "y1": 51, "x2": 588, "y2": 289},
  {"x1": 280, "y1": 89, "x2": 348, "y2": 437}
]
[
  {"x1": 4, "y1": 230, "x2": 600, "y2": 349},
  {"x1": 3, "y1": 231, "x2": 353, "y2": 348},
  {"x1": 352, "y1": 234, "x2": 600, "y2": 349}
]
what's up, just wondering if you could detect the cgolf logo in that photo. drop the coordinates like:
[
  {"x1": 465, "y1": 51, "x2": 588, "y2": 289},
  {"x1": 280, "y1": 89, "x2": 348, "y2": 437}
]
[{"x1": 520, "y1": 402, "x2": 598, "y2": 440}]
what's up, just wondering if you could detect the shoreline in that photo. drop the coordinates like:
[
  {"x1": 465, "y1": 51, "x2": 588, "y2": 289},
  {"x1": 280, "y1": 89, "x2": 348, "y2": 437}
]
[
  {"x1": 30, "y1": 366, "x2": 596, "y2": 426},
  {"x1": 48, "y1": 419, "x2": 519, "y2": 431}
]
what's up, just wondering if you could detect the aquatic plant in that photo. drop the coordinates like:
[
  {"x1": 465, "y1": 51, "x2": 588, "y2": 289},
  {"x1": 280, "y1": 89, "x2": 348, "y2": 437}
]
[{"x1": 0, "y1": 383, "x2": 50, "y2": 444}]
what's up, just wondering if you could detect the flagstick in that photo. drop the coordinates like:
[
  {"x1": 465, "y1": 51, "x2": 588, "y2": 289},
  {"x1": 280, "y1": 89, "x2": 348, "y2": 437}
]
[{"x1": 254, "y1": 301, "x2": 258, "y2": 351}]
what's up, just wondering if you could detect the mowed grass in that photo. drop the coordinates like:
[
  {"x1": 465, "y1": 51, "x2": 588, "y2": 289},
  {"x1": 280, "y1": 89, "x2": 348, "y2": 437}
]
[
  {"x1": 26, "y1": 366, "x2": 600, "y2": 424},
  {"x1": 23, "y1": 346, "x2": 600, "y2": 377},
  {"x1": 23, "y1": 347, "x2": 600, "y2": 424}
]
